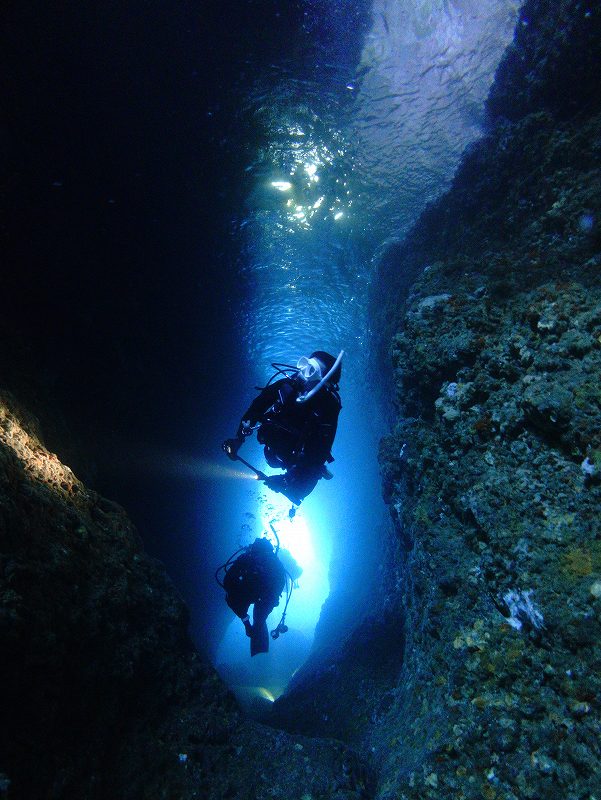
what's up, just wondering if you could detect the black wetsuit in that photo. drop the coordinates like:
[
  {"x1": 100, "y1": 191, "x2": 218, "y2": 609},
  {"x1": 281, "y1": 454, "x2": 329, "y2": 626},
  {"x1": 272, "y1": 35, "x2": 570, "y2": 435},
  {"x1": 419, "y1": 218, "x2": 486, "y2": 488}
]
[
  {"x1": 238, "y1": 377, "x2": 341, "y2": 503},
  {"x1": 223, "y1": 544, "x2": 286, "y2": 656}
]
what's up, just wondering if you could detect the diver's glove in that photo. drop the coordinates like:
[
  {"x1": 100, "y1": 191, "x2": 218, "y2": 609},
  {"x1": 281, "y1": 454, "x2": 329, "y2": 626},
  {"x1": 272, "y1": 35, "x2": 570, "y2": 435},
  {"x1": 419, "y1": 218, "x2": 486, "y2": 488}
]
[
  {"x1": 264, "y1": 474, "x2": 303, "y2": 505},
  {"x1": 264, "y1": 474, "x2": 284, "y2": 492},
  {"x1": 222, "y1": 438, "x2": 243, "y2": 461},
  {"x1": 236, "y1": 419, "x2": 254, "y2": 438}
]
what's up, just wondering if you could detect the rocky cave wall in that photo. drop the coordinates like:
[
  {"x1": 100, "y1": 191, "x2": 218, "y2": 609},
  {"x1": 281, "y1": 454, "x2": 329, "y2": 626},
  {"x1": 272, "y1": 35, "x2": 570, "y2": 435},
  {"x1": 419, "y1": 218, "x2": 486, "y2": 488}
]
[
  {"x1": 0, "y1": 391, "x2": 373, "y2": 800},
  {"x1": 372, "y1": 0, "x2": 601, "y2": 796},
  {"x1": 2, "y1": 1, "x2": 601, "y2": 799},
  {"x1": 270, "y1": 1, "x2": 601, "y2": 799}
]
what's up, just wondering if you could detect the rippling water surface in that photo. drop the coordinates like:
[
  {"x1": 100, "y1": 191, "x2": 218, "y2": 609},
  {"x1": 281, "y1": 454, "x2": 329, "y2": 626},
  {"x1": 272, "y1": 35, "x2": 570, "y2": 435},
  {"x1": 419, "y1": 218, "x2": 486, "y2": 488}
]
[{"x1": 234, "y1": 0, "x2": 519, "y2": 375}]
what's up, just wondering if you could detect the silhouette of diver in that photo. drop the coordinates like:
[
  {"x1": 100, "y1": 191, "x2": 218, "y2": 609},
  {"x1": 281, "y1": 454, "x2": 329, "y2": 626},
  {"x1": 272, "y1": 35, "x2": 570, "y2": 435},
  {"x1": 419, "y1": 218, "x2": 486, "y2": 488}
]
[
  {"x1": 221, "y1": 538, "x2": 287, "y2": 656},
  {"x1": 223, "y1": 350, "x2": 343, "y2": 505}
]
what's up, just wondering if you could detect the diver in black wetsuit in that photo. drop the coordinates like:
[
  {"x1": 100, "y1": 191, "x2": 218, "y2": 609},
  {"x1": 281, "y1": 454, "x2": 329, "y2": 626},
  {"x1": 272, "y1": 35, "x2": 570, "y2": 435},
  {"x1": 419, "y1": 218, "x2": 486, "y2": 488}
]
[
  {"x1": 223, "y1": 350, "x2": 343, "y2": 505},
  {"x1": 221, "y1": 537, "x2": 287, "y2": 656}
]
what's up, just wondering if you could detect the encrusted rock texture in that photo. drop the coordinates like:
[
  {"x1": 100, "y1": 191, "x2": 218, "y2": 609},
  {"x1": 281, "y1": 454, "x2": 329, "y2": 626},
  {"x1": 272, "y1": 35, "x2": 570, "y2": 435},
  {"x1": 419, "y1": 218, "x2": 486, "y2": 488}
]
[
  {"x1": 3, "y1": 1, "x2": 601, "y2": 799},
  {"x1": 370, "y1": 1, "x2": 601, "y2": 798},
  {"x1": 272, "y1": 1, "x2": 601, "y2": 799},
  {"x1": 0, "y1": 391, "x2": 370, "y2": 800}
]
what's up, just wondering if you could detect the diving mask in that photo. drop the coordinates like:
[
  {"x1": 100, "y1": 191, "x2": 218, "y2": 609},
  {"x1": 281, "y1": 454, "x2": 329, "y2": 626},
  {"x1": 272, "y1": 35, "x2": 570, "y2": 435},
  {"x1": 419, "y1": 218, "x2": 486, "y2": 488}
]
[{"x1": 296, "y1": 356, "x2": 322, "y2": 384}]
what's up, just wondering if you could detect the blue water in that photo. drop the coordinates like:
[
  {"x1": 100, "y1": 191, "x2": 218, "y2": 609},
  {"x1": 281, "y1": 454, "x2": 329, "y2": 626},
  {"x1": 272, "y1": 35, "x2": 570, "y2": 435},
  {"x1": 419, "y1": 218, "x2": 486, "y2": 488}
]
[
  {"x1": 5, "y1": 0, "x2": 520, "y2": 703},
  {"x1": 2, "y1": 0, "x2": 523, "y2": 711},
  {"x1": 204, "y1": 0, "x2": 520, "y2": 702}
]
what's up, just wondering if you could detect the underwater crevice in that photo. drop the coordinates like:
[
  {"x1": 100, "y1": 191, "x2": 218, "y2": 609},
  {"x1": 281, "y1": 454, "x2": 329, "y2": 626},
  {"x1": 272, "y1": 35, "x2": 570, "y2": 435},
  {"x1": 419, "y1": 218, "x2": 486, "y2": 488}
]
[
  {"x1": 2, "y1": 1, "x2": 601, "y2": 798},
  {"x1": 0, "y1": 391, "x2": 379, "y2": 800},
  {"x1": 268, "y1": 3, "x2": 601, "y2": 797},
  {"x1": 262, "y1": 606, "x2": 406, "y2": 748}
]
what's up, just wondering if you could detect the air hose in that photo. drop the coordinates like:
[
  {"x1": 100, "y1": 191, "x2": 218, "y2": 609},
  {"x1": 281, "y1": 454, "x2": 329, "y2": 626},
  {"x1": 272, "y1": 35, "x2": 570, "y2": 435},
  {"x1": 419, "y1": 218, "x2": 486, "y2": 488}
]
[{"x1": 270, "y1": 570, "x2": 293, "y2": 639}]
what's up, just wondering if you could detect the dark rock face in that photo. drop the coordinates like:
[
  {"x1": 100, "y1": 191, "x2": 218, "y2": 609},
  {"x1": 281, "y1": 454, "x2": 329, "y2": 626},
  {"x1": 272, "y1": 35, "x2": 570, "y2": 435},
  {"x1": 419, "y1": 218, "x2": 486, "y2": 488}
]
[
  {"x1": 486, "y1": 0, "x2": 601, "y2": 123},
  {"x1": 0, "y1": 391, "x2": 369, "y2": 800},
  {"x1": 375, "y1": 277, "x2": 601, "y2": 798},
  {"x1": 366, "y1": 1, "x2": 601, "y2": 797},
  {"x1": 267, "y1": 609, "x2": 405, "y2": 749},
  {"x1": 271, "y1": 2, "x2": 601, "y2": 799},
  {"x1": 3, "y1": 2, "x2": 601, "y2": 798}
]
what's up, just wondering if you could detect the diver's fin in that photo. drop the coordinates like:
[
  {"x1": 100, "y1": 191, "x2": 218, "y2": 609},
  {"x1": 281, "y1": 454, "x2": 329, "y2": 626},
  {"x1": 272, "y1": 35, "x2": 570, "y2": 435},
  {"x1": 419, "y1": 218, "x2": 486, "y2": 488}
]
[{"x1": 250, "y1": 621, "x2": 269, "y2": 656}]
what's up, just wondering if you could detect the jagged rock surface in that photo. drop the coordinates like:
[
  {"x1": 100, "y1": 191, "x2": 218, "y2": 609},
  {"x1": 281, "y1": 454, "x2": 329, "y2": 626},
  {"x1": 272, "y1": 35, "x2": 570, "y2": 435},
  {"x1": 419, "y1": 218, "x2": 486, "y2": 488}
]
[
  {"x1": 270, "y1": 2, "x2": 601, "y2": 799},
  {"x1": 0, "y1": 391, "x2": 370, "y2": 800},
  {"x1": 3, "y1": 2, "x2": 601, "y2": 799},
  {"x1": 370, "y1": 1, "x2": 601, "y2": 797}
]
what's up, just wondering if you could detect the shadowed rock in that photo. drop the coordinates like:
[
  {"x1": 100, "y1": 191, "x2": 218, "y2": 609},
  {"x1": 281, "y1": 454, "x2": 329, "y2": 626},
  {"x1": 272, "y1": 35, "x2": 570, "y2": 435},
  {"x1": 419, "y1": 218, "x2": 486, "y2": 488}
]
[{"x1": 0, "y1": 391, "x2": 370, "y2": 800}]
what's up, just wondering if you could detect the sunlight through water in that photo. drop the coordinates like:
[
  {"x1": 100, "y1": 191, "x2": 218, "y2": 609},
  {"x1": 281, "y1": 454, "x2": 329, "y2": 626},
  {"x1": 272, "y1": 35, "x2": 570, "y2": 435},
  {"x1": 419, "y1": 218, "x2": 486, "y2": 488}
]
[{"x1": 214, "y1": 0, "x2": 520, "y2": 697}]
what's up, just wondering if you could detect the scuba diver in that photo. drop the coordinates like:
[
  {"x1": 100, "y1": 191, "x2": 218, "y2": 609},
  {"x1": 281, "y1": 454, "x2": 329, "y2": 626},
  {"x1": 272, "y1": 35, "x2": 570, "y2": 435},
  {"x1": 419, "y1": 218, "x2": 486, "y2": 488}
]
[
  {"x1": 223, "y1": 350, "x2": 343, "y2": 505},
  {"x1": 216, "y1": 531, "x2": 300, "y2": 656}
]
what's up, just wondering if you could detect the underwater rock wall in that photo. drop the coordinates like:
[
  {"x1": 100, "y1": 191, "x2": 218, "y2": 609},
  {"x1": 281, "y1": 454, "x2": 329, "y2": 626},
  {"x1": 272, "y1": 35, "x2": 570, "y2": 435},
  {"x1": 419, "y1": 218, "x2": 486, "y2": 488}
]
[
  {"x1": 271, "y1": 1, "x2": 601, "y2": 798},
  {"x1": 369, "y1": 0, "x2": 601, "y2": 798},
  {"x1": 3, "y1": 1, "x2": 601, "y2": 797},
  {"x1": 0, "y1": 391, "x2": 372, "y2": 800}
]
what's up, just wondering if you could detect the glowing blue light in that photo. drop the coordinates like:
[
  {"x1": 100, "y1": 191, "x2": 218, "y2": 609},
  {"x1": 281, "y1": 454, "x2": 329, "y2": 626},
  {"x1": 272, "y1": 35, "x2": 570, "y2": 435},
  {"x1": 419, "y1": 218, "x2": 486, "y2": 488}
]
[{"x1": 256, "y1": 494, "x2": 330, "y2": 640}]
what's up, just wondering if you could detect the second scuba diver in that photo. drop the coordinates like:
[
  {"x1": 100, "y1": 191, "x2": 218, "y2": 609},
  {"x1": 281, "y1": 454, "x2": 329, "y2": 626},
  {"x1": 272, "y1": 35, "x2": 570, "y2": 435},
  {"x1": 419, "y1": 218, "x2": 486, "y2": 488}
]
[
  {"x1": 217, "y1": 536, "x2": 301, "y2": 656},
  {"x1": 223, "y1": 350, "x2": 343, "y2": 505}
]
